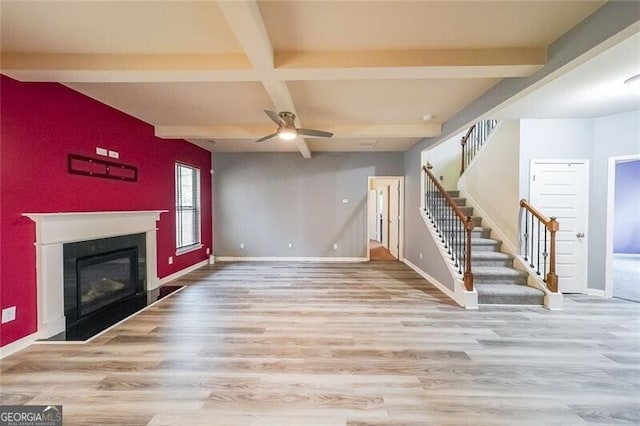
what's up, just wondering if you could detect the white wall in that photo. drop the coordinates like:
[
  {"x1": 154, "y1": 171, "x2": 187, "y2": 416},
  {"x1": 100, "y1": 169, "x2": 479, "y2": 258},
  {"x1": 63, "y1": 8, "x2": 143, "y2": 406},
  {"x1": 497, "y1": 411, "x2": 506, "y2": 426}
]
[
  {"x1": 423, "y1": 130, "x2": 465, "y2": 191},
  {"x1": 460, "y1": 121, "x2": 521, "y2": 248}
]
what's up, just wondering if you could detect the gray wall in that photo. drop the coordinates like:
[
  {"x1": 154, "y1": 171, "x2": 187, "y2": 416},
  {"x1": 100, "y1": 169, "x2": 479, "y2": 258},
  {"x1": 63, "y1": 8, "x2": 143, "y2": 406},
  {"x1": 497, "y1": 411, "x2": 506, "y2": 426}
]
[
  {"x1": 519, "y1": 118, "x2": 594, "y2": 200},
  {"x1": 518, "y1": 112, "x2": 640, "y2": 291},
  {"x1": 589, "y1": 110, "x2": 640, "y2": 290},
  {"x1": 403, "y1": 145, "x2": 456, "y2": 290},
  {"x1": 213, "y1": 152, "x2": 403, "y2": 257}
]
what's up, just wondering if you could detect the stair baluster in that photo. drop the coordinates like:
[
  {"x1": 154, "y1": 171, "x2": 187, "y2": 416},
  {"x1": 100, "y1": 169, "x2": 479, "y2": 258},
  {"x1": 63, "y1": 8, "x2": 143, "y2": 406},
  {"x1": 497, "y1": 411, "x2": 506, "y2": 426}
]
[
  {"x1": 423, "y1": 164, "x2": 474, "y2": 291},
  {"x1": 519, "y1": 199, "x2": 559, "y2": 293},
  {"x1": 460, "y1": 119, "x2": 498, "y2": 175}
]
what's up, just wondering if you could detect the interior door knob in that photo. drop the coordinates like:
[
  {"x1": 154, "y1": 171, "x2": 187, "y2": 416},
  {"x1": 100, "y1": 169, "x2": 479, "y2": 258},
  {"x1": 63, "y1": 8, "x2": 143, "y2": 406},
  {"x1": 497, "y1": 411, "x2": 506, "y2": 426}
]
[{"x1": 576, "y1": 232, "x2": 585, "y2": 238}]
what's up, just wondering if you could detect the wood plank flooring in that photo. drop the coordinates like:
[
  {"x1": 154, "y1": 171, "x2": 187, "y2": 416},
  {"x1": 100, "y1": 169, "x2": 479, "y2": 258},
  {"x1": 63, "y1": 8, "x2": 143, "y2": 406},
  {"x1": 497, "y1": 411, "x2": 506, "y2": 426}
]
[{"x1": 1, "y1": 261, "x2": 639, "y2": 425}]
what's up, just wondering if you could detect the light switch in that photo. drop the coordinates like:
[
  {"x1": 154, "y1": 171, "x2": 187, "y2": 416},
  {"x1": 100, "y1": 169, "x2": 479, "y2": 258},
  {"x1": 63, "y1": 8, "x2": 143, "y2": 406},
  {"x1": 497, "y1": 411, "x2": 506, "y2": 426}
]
[{"x1": 341, "y1": 198, "x2": 349, "y2": 204}]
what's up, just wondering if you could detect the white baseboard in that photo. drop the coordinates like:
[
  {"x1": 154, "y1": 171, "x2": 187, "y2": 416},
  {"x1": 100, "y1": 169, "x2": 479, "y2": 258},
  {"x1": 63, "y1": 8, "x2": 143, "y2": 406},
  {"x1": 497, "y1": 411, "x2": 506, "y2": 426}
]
[
  {"x1": 586, "y1": 288, "x2": 607, "y2": 297},
  {"x1": 0, "y1": 332, "x2": 39, "y2": 359},
  {"x1": 159, "y1": 259, "x2": 209, "y2": 285},
  {"x1": 214, "y1": 256, "x2": 368, "y2": 262}
]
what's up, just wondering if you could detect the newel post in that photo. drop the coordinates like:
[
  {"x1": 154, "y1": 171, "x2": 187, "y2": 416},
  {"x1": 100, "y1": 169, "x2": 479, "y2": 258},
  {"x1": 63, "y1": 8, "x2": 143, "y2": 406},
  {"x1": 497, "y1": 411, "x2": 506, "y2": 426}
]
[
  {"x1": 463, "y1": 216, "x2": 474, "y2": 291},
  {"x1": 546, "y1": 217, "x2": 559, "y2": 292}
]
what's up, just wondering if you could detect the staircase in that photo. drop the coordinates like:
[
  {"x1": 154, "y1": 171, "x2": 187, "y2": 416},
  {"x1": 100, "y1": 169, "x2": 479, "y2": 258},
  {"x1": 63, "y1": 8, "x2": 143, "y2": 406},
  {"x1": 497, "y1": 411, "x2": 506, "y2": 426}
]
[{"x1": 449, "y1": 190, "x2": 545, "y2": 306}]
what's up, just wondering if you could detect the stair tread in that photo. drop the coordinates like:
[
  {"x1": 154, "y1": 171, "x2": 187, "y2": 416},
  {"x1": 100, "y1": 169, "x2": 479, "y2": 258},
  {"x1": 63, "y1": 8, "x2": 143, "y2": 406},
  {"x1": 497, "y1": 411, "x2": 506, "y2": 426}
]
[
  {"x1": 474, "y1": 266, "x2": 528, "y2": 276},
  {"x1": 476, "y1": 284, "x2": 545, "y2": 296},
  {"x1": 473, "y1": 252, "x2": 513, "y2": 259},
  {"x1": 471, "y1": 238, "x2": 501, "y2": 244}
]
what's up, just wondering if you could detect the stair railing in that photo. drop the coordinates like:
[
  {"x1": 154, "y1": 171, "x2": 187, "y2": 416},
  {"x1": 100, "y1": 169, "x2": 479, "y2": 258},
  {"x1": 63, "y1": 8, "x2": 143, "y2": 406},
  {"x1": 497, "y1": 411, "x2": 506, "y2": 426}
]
[
  {"x1": 460, "y1": 119, "x2": 498, "y2": 175},
  {"x1": 519, "y1": 199, "x2": 559, "y2": 292},
  {"x1": 423, "y1": 164, "x2": 474, "y2": 291}
]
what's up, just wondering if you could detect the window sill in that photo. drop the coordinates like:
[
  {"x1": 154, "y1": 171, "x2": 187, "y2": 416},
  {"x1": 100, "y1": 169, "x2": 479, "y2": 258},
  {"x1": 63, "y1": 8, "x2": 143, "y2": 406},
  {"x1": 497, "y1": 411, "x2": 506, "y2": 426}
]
[{"x1": 176, "y1": 243, "x2": 203, "y2": 256}]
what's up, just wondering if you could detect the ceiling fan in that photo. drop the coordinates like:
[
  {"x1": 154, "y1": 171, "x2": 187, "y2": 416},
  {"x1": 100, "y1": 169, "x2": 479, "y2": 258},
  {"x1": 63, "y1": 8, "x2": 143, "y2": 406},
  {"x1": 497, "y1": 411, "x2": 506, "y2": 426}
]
[{"x1": 256, "y1": 110, "x2": 333, "y2": 143}]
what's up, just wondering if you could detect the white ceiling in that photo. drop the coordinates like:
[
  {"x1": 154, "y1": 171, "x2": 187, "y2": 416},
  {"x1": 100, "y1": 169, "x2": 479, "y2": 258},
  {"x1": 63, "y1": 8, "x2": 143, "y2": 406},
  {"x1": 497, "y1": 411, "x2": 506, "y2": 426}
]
[
  {"x1": 1, "y1": 0, "x2": 608, "y2": 157},
  {"x1": 496, "y1": 31, "x2": 640, "y2": 120}
]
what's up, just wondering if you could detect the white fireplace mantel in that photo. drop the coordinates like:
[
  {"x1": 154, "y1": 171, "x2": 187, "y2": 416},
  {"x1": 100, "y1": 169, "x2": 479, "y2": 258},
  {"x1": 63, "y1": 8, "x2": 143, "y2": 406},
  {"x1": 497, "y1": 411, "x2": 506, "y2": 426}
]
[{"x1": 23, "y1": 210, "x2": 167, "y2": 339}]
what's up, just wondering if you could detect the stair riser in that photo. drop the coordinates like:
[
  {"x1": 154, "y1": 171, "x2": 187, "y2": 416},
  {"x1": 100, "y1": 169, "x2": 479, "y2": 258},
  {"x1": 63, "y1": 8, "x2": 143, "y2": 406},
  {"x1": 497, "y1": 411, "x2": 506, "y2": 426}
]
[
  {"x1": 471, "y1": 243, "x2": 502, "y2": 252},
  {"x1": 444, "y1": 230, "x2": 491, "y2": 238},
  {"x1": 432, "y1": 217, "x2": 482, "y2": 227}
]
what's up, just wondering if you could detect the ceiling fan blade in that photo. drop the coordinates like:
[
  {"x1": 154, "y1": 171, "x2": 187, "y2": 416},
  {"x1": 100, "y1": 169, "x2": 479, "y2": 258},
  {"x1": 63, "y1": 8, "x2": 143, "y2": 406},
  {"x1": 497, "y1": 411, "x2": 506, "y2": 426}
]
[
  {"x1": 298, "y1": 128, "x2": 334, "y2": 138},
  {"x1": 255, "y1": 133, "x2": 278, "y2": 143},
  {"x1": 264, "y1": 110, "x2": 285, "y2": 125}
]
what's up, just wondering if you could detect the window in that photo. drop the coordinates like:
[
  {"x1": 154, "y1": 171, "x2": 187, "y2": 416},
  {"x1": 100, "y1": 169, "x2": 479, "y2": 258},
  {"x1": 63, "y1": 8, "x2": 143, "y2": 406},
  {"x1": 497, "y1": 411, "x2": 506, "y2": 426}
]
[{"x1": 175, "y1": 163, "x2": 201, "y2": 253}]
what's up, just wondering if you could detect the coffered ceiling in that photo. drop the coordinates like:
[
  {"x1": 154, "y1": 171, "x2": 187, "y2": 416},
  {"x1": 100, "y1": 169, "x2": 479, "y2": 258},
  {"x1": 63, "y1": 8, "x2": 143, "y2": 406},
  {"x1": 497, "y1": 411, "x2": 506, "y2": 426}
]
[{"x1": 1, "y1": 1, "x2": 606, "y2": 157}]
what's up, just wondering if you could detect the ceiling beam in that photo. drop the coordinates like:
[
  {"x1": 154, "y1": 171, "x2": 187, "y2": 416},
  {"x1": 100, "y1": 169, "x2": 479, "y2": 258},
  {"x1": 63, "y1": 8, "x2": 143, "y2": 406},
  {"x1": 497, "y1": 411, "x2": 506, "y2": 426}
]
[
  {"x1": 2, "y1": 47, "x2": 545, "y2": 83},
  {"x1": 0, "y1": 53, "x2": 255, "y2": 83},
  {"x1": 156, "y1": 123, "x2": 441, "y2": 139},
  {"x1": 217, "y1": 0, "x2": 311, "y2": 158}
]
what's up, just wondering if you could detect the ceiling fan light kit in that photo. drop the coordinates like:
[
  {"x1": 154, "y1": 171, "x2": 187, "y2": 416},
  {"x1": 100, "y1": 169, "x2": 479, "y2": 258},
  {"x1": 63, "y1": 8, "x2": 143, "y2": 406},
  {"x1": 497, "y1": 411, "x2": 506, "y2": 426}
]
[
  {"x1": 277, "y1": 128, "x2": 298, "y2": 140},
  {"x1": 256, "y1": 110, "x2": 334, "y2": 143}
]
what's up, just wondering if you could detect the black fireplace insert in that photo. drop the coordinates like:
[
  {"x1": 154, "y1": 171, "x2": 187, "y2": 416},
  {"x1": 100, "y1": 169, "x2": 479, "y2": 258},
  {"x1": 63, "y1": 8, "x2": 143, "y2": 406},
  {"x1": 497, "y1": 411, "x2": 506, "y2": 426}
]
[{"x1": 63, "y1": 233, "x2": 147, "y2": 340}]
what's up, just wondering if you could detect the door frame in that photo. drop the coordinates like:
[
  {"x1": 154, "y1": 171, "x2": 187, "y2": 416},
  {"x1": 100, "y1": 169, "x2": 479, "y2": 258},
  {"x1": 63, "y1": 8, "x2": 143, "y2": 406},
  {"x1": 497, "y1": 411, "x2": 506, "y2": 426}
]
[
  {"x1": 529, "y1": 159, "x2": 590, "y2": 294},
  {"x1": 605, "y1": 154, "x2": 640, "y2": 298},
  {"x1": 367, "y1": 176, "x2": 405, "y2": 261}
]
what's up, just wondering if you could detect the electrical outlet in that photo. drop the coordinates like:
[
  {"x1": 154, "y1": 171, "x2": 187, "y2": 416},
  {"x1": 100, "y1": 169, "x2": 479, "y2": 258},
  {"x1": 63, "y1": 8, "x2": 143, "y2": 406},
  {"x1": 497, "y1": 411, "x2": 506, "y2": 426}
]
[
  {"x1": 419, "y1": 252, "x2": 423, "y2": 259},
  {"x1": 333, "y1": 243, "x2": 338, "y2": 250},
  {"x1": 108, "y1": 150, "x2": 119, "y2": 159},
  {"x1": 206, "y1": 248, "x2": 210, "y2": 255},
  {"x1": 96, "y1": 147, "x2": 108, "y2": 156},
  {"x1": 240, "y1": 243, "x2": 245, "y2": 249},
  {"x1": 168, "y1": 256, "x2": 173, "y2": 265},
  {"x1": 1, "y1": 306, "x2": 16, "y2": 324},
  {"x1": 288, "y1": 243, "x2": 293, "y2": 249}
]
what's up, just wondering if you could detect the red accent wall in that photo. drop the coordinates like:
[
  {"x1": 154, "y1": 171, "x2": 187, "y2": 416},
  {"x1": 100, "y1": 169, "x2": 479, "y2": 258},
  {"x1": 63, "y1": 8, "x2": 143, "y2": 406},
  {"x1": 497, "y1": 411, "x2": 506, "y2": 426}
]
[{"x1": 0, "y1": 75, "x2": 213, "y2": 347}]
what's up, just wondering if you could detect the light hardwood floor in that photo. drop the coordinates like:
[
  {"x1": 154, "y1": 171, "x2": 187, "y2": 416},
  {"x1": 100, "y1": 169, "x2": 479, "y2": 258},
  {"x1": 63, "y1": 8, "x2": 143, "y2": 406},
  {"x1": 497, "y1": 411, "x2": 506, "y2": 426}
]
[{"x1": 1, "y1": 261, "x2": 639, "y2": 425}]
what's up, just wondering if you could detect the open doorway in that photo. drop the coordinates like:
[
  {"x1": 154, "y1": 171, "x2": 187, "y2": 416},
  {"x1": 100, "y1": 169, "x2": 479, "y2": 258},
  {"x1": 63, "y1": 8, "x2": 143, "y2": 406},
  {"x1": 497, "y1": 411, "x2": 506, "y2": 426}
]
[
  {"x1": 367, "y1": 177, "x2": 404, "y2": 261},
  {"x1": 606, "y1": 155, "x2": 640, "y2": 302}
]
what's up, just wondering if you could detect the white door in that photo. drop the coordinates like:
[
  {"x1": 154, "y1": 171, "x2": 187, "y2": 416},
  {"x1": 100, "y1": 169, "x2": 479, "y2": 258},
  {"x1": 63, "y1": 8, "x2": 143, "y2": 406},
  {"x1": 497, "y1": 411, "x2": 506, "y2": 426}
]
[
  {"x1": 388, "y1": 181, "x2": 400, "y2": 259},
  {"x1": 530, "y1": 161, "x2": 589, "y2": 293}
]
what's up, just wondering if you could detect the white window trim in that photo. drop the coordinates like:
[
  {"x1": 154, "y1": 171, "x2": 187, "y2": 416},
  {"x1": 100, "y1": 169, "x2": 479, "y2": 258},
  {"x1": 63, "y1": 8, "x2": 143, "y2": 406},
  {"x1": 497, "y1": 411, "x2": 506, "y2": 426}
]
[
  {"x1": 176, "y1": 243, "x2": 203, "y2": 256},
  {"x1": 175, "y1": 162, "x2": 202, "y2": 253}
]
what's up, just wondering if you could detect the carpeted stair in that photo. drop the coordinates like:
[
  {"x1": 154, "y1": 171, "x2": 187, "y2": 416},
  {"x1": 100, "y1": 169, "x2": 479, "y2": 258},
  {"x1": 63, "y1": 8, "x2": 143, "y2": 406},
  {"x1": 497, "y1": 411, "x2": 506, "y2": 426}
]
[{"x1": 448, "y1": 191, "x2": 545, "y2": 306}]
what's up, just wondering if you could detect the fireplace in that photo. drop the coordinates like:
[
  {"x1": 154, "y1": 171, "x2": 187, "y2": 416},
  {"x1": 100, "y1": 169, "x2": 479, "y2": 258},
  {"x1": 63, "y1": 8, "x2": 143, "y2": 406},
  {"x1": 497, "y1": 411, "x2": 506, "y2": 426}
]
[
  {"x1": 63, "y1": 233, "x2": 146, "y2": 340},
  {"x1": 23, "y1": 210, "x2": 166, "y2": 341}
]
